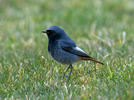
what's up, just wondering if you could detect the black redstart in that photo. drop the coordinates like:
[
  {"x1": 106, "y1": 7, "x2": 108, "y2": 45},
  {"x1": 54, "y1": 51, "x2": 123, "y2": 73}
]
[{"x1": 42, "y1": 25, "x2": 104, "y2": 81}]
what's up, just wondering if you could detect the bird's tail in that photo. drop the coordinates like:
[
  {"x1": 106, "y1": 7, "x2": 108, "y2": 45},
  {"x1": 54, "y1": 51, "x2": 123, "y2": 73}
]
[{"x1": 80, "y1": 56, "x2": 104, "y2": 65}]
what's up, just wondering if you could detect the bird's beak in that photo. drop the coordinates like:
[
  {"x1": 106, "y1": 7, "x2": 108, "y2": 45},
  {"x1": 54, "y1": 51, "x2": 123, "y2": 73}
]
[{"x1": 42, "y1": 30, "x2": 47, "y2": 33}]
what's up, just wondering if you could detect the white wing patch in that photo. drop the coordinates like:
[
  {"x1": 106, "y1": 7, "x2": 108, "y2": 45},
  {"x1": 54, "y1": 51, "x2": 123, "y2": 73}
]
[{"x1": 75, "y1": 46, "x2": 86, "y2": 53}]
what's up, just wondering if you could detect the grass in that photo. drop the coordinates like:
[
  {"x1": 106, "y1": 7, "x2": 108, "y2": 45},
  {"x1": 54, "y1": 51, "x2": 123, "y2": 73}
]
[{"x1": 0, "y1": 0, "x2": 134, "y2": 99}]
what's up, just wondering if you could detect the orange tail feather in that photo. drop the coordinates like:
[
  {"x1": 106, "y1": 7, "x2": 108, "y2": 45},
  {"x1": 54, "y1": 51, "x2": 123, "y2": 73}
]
[{"x1": 80, "y1": 56, "x2": 104, "y2": 65}]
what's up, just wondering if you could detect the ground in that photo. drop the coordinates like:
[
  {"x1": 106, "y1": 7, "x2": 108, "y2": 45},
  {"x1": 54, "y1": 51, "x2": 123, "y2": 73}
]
[{"x1": 0, "y1": 0, "x2": 134, "y2": 100}]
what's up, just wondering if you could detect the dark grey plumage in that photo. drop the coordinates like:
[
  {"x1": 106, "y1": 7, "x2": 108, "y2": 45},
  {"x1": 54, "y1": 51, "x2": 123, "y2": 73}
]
[{"x1": 42, "y1": 25, "x2": 104, "y2": 81}]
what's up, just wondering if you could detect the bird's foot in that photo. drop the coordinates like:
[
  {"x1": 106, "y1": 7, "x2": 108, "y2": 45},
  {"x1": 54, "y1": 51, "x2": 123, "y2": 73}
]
[{"x1": 63, "y1": 64, "x2": 73, "y2": 82}]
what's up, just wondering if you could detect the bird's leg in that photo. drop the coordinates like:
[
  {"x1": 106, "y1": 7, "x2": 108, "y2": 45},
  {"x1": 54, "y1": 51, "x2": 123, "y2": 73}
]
[
  {"x1": 68, "y1": 64, "x2": 73, "y2": 81},
  {"x1": 63, "y1": 65, "x2": 71, "y2": 79}
]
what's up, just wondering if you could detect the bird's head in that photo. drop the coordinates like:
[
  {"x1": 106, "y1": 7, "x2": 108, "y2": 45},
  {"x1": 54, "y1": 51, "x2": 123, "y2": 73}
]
[{"x1": 42, "y1": 25, "x2": 67, "y2": 40}]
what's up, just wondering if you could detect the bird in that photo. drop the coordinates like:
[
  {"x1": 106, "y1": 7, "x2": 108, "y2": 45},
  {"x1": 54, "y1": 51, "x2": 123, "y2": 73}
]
[{"x1": 42, "y1": 25, "x2": 104, "y2": 81}]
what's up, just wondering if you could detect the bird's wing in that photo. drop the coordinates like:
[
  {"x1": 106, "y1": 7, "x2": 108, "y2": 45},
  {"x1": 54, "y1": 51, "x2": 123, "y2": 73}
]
[
  {"x1": 60, "y1": 40, "x2": 90, "y2": 57},
  {"x1": 60, "y1": 40, "x2": 104, "y2": 65}
]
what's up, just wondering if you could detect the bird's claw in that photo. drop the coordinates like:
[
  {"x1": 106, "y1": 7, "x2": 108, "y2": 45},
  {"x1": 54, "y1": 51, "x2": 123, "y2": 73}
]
[{"x1": 63, "y1": 64, "x2": 73, "y2": 82}]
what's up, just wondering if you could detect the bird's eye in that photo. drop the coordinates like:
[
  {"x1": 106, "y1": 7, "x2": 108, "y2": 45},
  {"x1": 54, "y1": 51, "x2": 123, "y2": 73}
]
[{"x1": 47, "y1": 30, "x2": 53, "y2": 34}]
